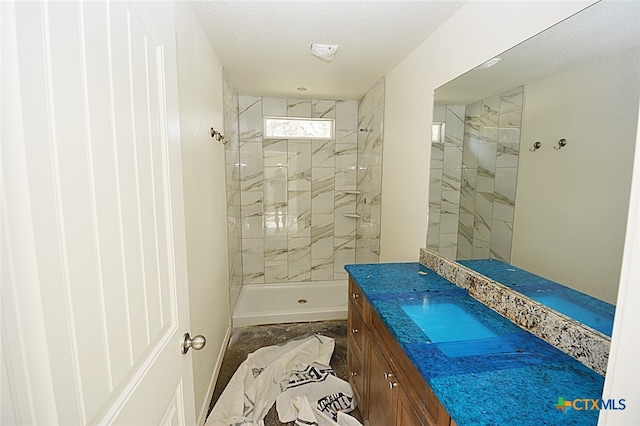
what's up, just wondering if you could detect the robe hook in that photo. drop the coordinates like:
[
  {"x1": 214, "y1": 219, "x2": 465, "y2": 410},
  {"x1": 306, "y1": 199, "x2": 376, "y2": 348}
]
[
  {"x1": 554, "y1": 138, "x2": 567, "y2": 150},
  {"x1": 529, "y1": 141, "x2": 542, "y2": 152},
  {"x1": 210, "y1": 128, "x2": 226, "y2": 144}
]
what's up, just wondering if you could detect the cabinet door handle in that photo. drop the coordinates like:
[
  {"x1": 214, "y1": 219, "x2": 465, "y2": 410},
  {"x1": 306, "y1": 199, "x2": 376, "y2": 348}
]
[
  {"x1": 351, "y1": 371, "x2": 358, "y2": 377},
  {"x1": 352, "y1": 328, "x2": 359, "y2": 334},
  {"x1": 352, "y1": 293, "x2": 359, "y2": 299},
  {"x1": 384, "y1": 372, "x2": 394, "y2": 379},
  {"x1": 388, "y1": 381, "x2": 398, "y2": 389}
]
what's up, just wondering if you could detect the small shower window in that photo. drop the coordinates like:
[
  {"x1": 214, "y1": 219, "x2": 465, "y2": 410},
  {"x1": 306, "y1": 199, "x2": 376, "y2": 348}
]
[
  {"x1": 264, "y1": 117, "x2": 334, "y2": 140},
  {"x1": 432, "y1": 122, "x2": 445, "y2": 143}
]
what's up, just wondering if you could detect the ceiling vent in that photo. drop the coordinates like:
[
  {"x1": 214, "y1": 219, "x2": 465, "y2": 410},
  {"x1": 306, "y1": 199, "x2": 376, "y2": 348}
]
[{"x1": 310, "y1": 43, "x2": 339, "y2": 62}]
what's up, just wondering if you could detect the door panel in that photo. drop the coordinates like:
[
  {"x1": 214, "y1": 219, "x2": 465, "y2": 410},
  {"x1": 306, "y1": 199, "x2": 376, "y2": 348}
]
[
  {"x1": 81, "y1": 1, "x2": 132, "y2": 387},
  {"x1": 397, "y1": 386, "x2": 424, "y2": 426},
  {"x1": 366, "y1": 341, "x2": 396, "y2": 426},
  {"x1": 4, "y1": 1, "x2": 196, "y2": 424}
]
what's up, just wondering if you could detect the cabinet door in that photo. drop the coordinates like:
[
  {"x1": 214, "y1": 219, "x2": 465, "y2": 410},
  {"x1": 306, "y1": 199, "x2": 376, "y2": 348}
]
[
  {"x1": 397, "y1": 385, "x2": 424, "y2": 426},
  {"x1": 366, "y1": 340, "x2": 396, "y2": 426}
]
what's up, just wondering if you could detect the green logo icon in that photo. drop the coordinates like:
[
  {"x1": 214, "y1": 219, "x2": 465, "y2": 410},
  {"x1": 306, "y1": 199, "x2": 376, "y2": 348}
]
[{"x1": 555, "y1": 397, "x2": 572, "y2": 413}]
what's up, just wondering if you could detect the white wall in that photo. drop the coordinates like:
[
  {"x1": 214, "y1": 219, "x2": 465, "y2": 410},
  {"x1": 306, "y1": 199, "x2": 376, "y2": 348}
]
[
  {"x1": 512, "y1": 48, "x2": 640, "y2": 304},
  {"x1": 175, "y1": 4, "x2": 231, "y2": 423},
  {"x1": 381, "y1": 1, "x2": 595, "y2": 262}
]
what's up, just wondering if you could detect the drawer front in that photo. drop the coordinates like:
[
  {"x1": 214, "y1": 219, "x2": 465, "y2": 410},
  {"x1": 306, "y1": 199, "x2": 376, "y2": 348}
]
[
  {"x1": 348, "y1": 301, "x2": 366, "y2": 358},
  {"x1": 349, "y1": 277, "x2": 365, "y2": 315},
  {"x1": 347, "y1": 344, "x2": 364, "y2": 407}
]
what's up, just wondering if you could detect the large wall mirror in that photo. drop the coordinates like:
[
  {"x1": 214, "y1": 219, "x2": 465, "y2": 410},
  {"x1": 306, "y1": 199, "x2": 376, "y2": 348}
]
[{"x1": 427, "y1": 0, "x2": 640, "y2": 335}]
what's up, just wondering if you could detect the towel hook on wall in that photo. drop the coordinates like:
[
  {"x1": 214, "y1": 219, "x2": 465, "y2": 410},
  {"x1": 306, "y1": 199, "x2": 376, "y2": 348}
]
[
  {"x1": 529, "y1": 141, "x2": 542, "y2": 152},
  {"x1": 211, "y1": 128, "x2": 226, "y2": 144},
  {"x1": 553, "y1": 138, "x2": 568, "y2": 150}
]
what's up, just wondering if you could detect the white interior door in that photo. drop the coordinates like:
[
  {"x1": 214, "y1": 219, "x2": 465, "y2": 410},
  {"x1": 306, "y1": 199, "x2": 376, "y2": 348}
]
[{"x1": 1, "y1": 1, "x2": 197, "y2": 424}]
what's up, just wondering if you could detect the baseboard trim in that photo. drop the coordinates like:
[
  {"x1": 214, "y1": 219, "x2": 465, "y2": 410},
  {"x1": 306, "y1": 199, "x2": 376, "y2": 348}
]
[{"x1": 197, "y1": 320, "x2": 232, "y2": 426}]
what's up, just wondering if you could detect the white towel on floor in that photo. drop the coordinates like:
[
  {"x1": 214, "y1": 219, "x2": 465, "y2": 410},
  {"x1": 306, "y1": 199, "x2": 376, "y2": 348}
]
[{"x1": 206, "y1": 334, "x2": 361, "y2": 426}]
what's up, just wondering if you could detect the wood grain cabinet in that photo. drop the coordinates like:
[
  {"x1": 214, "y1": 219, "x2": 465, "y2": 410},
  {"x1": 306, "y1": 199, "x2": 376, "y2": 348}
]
[
  {"x1": 347, "y1": 279, "x2": 367, "y2": 409},
  {"x1": 347, "y1": 277, "x2": 456, "y2": 426}
]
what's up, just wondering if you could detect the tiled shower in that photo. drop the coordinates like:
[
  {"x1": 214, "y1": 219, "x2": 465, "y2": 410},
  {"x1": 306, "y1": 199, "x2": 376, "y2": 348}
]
[
  {"x1": 223, "y1": 75, "x2": 243, "y2": 310},
  {"x1": 427, "y1": 86, "x2": 523, "y2": 261},
  {"x1": 356, "y1": 80, "x2": 385, "y2": 264},
  {"x1": 223, "y1": 79, "x2": 384, "y2": 314}
]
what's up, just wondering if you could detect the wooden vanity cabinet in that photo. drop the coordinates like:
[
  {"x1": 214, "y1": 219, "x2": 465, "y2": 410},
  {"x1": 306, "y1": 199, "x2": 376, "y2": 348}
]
[
  {"x1": 347, "y1": 279, "x2": 367, "y2": 412},
  {"x1": 366, "y1": 340, "x2": 396, "y2": 426},
  {"x1": 347, "y1": 277, "x2": 455, "y2": 426},
  {"x1": 397, "y1": 384, "x2": 425, "y2": 426}
]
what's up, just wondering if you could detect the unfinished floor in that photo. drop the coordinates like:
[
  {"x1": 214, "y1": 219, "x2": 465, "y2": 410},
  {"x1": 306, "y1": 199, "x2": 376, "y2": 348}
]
[{"x1": 206, "y1": 320, "x2": 363, "y2": 425}]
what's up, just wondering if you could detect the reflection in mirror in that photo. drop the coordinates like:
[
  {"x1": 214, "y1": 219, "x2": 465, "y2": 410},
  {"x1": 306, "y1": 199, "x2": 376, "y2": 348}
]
[
  {"x1": 427, "y1": 0, "x2": 640, "y2": 327},
  {"x1": 458, "y1": 258, "x2": 615, "y2": 337}
]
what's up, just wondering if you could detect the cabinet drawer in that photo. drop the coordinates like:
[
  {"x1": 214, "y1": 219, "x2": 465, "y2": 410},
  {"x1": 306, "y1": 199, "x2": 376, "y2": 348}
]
[
  {"x1": 347, "y1": 344, "x2": 364, "y2": 408},
  {"x1": 348, "y1": 301, "x2": 366, "y2": 359},
  {"x1": 349, "y1": 277, "x2": 366, "y2": 315}
]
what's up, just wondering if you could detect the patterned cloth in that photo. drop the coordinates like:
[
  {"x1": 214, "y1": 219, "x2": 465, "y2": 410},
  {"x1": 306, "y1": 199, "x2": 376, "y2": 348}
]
[{"x1": 206, "y1": 334, "x2": 360, "y2": 426}]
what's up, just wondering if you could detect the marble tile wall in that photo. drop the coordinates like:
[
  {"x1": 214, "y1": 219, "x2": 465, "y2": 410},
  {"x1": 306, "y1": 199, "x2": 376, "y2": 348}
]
[
  {"x1": 427, "y1": 87, "x2": 523, "y2": 262},
  {"x1": 355, "y1": 79, "x2": 385, "y2": 264},
  {"x1": 427, "y1": 105, "x2": 465, "y2": 259},
  {"x1": 223, "y1": 75, "x2": 243, "y2": 311},
  {"x1": 238, "y1": 96, "x2": 359, "y2": 284}
]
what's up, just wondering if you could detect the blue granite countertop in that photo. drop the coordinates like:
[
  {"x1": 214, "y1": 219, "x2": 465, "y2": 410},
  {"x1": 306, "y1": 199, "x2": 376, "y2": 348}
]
[
  {"x1": 345, "y1": 262, "x2": 604, "y2": 426},
  {"x1": 459, "y1": 259, "x2": 615, "y2": 336}
]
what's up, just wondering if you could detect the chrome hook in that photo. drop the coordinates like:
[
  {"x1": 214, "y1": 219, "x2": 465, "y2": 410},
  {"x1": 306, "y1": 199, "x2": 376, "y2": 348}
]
[
  {"x1": 553, "y1": 138, "x2": 568, "y2": 150},
  {"x1": 529, "y1": 141, "x2": 542, "y2": 152},
  {"x1": 210, "y1": 128, "x2": 226, "y2": 144}
]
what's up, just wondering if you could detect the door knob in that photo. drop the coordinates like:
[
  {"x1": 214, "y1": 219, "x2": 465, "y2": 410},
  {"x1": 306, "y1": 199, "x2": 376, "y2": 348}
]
[{"x1": 181, "y1": 333, "x2": 206, "y2": 354}]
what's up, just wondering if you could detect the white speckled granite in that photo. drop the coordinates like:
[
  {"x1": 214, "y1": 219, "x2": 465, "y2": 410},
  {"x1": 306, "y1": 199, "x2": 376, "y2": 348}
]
[{"x1": 419, "y1": 248, "x2": 610, "y2": 375}]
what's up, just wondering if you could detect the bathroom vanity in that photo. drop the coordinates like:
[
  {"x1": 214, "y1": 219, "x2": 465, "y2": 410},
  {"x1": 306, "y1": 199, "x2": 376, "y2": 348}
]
[
  {"x1": 345, "y1": 263, "x2": 605, "y2": 426},
  {"x1": 347, "y1": 270, "x2": 451, "y2": 426}
]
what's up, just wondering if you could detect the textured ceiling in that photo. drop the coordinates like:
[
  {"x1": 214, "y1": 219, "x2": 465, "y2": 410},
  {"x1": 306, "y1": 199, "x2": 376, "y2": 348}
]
[
  {"x1": 435, "y1": 0, "x2": 640, "y2": 105},
  {"x1": 188, "y1": 1, "x2": 465, "y2": 100}
]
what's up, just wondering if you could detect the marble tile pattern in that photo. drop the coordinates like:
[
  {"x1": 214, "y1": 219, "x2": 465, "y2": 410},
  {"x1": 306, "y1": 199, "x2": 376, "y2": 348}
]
[
  {"x1": 238, "y1": 95, "x2": 366, "y2": 284},
  {"x1": 355, "y1": 79, "x2": 384, "y2": 265},
  {"x1": 428, "y1": 87, "x2": 523, "y2": 263},
  {"x1": 427, "y1": 105, "x2": 465, "y2": 260},
  {"x1": 223, "y1": 75, "x2": 243, "y2": 310},
  {"x1": 419, "y1": 248, "x2": 610, "y2": 375}
]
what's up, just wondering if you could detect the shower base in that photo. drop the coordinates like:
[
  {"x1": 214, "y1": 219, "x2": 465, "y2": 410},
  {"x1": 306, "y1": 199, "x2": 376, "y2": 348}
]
[{"x1": 232, "y1": 280, "x2": 348, "y2": 327}]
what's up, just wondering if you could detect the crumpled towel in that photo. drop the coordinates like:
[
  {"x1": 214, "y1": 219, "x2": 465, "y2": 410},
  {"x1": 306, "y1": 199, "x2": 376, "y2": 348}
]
[{"x1": 206, "y1": 334, "x2": 361, "y2": 426}]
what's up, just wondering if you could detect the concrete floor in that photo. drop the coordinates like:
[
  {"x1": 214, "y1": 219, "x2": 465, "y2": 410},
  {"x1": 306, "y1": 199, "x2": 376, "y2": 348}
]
[{"x1": 206, "y1": 320, "x2": 363, "y2": 425}]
